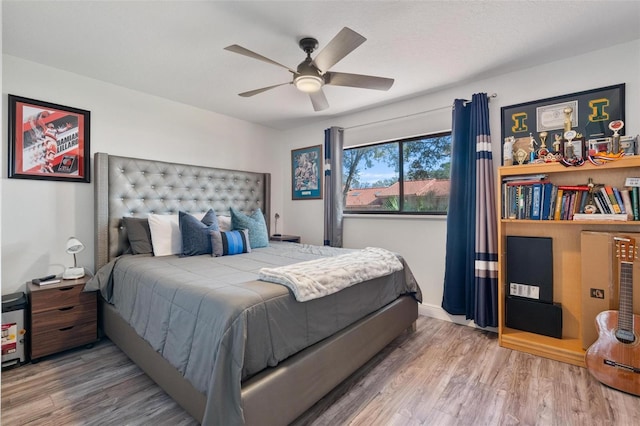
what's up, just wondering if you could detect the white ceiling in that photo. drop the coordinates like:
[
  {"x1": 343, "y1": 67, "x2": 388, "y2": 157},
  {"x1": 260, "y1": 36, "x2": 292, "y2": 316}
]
[{"x1": 3, "y1": 1, "x2": 640, "y2": 130}]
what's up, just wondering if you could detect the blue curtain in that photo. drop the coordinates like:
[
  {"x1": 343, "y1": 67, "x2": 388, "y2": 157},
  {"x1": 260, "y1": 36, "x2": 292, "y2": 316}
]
[{"x1": 442, "y1": 93, "x2": 498, "y2": 327}]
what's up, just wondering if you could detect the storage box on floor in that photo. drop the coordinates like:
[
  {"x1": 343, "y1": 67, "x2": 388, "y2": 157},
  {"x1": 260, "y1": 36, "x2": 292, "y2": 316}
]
[
  {"x1": 2, "y1": 292, "x2": 28, "y2": 368},
  {"x1": 581, "y1": 231, "x2": 640, "y2": 349}
]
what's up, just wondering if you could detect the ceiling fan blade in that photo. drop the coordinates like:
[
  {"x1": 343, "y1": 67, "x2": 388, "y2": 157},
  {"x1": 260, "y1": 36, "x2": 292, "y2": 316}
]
[
  {"x1": 309, "y1": 89, "x2": 329, "y2": 111},
  {"x1": 224, "y1": 44, "x2": 296, "y2": 73},
  {"x1": 312, "y1": 27, "x2": 366, "y2": 72},
  {"x1": 239, "y1": 82, "x2": 290, "y2": 97},
  {"x1": 325, "y1": 72, "x2": 394, "y2": 91}
]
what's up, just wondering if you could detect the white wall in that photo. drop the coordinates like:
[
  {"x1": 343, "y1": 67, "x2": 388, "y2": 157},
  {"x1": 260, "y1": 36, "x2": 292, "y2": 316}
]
[
  {"x1": 1, "y1": 55, "x2": 282, "y2": 294},
  {"x1": 3, "y1": 38, "x2": 638, "y2": 326},
  {"x1": 281, "y1": 39, "x2": 640, "y2": 324}
]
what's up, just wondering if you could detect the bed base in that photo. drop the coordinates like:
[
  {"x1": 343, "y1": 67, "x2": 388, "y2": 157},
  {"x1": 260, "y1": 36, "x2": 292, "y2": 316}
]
[{"x1": 102, "y1": 295, "x2": 418, "y2": 425}]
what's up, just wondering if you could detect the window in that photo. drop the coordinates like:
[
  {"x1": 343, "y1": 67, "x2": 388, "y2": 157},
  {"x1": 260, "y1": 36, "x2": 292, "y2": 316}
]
[{"x1": 342, "y1": 132, "x2": 451, "y2": 214}]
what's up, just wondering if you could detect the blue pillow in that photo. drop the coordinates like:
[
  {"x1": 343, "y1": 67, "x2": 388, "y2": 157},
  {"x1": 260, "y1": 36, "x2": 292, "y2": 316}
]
[
  {"x1": 179, "y1": 209, "x2": 219, "y2": 256},
  {"x1": 210, "y1": 229, "x2": 251, "y2": 256},
  {"x1": 230, "y1": 207, "x2": 269, "y2": 248}
]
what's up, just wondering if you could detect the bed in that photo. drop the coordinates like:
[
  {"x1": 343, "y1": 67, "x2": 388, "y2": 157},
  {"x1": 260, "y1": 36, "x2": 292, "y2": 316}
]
[{"x1": 90, "y1": 152, "x2": 421, "y2": 425}]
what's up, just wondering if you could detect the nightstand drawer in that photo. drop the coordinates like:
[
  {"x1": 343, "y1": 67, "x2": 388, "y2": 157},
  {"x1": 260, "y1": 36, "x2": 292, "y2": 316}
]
[
  {"x1": 31, "y1": 284, "x2": 95, "y2": 313},
  {"x1": 30, "y1": 321, "x2": 97, "y2": 359},
  {"x1": 32, "y1": 302, "x2": 96, "y2": 333}
]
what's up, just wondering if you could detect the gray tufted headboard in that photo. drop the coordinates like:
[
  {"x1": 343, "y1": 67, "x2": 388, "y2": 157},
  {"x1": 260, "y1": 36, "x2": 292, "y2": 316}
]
[{"x1": 94, "y1": 153, "x2": 271, "y2": 270}]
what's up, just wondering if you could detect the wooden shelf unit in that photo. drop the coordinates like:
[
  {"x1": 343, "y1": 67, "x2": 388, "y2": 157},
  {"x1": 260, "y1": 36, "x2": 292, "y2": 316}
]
[{"x1": 497, "y1": 156, "x2": 640, "y2": 367}]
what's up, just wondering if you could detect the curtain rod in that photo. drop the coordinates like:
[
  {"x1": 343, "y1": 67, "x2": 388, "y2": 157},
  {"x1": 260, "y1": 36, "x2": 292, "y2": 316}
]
[{"x1": 344, "y1": 93, "x2": 497, "y2": 131}]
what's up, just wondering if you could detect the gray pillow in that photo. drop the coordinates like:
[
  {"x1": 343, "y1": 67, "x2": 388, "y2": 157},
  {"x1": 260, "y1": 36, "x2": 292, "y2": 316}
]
[
  {"x1": 123, "y1": 217, "x2": 153, "y2": 255},
  {"x1": 179, "y1": 209, "x2": 219, "y2": 256}
]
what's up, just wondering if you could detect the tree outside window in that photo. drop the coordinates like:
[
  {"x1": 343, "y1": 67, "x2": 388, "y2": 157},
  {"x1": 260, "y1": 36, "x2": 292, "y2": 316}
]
[{"x1": 342, "y1": 132, "x2": 452, "y2": 214}]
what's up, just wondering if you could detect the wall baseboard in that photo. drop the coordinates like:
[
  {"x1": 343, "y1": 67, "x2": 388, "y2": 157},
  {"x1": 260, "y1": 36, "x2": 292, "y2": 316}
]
[{"x1": 418, "y1": 303, "x2": 498, "y2": 334}]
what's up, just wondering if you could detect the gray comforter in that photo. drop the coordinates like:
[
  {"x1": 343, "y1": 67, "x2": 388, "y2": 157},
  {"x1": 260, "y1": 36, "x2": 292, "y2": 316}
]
[{"x1": 86, "y1": 242, "x2": 422, "y2": 425}]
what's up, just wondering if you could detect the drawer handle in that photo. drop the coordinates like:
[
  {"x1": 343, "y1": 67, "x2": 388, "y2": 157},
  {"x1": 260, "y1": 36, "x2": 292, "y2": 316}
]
[
  {"x1": 58, "y1": 287, "x2": 74, "y2": 292},
  {"x1": 58, "y1": 306, "x2": 74, "y2": 312},
  {"x1": 59, "y1": 326, "x2": 74, "y2": 332}
]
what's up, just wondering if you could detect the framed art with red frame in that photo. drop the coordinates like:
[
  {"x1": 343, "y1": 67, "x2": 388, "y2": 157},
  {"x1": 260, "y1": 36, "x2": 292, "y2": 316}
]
[{"x1": 8, "y1": 95, "x2": 90, "y2": 183}]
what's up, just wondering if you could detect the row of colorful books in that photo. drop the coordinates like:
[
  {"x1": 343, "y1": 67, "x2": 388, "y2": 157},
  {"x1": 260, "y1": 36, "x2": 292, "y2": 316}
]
[{"x1": 501, "y1": 175, "x2": 640, "y2": 221}]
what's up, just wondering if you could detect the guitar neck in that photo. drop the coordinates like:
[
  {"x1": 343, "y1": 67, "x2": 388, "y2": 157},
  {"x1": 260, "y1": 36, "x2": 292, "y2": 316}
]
[{"x1": 619, "y1": 262, "x2": 634, "y2": 333}]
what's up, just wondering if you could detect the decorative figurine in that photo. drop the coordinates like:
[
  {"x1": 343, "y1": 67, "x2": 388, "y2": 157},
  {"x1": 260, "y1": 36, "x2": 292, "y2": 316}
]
[
  {"x1": 503, "y1": 136, "x2": 515, "y2": 166},
  {"x1": 553, "y1": 134, "x2": 562, "y2": 153},
  {"x1": 529, "y1": 133, "x2": 537, "y2": 163},
  {"x1": 583, "y1": 178, "x2": 600, "y2": 214}
]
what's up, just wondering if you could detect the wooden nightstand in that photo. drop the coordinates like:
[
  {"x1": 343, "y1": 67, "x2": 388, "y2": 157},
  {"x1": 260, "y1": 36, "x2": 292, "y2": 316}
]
[
  {"x1": 27, "y1": 274, "x2": 98, "y2": 361},
  {"x1": 270, "y1": 234, "x2": 301, "y2": 243}
]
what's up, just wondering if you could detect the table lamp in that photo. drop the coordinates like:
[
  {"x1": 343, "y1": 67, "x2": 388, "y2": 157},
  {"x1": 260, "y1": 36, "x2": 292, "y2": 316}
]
[
  {"x1": 274, "y1": 213, "x2": 281, "y2": 236},
  {"x1": 62, "y1": 237, "x2": 85, "y2": 279}
]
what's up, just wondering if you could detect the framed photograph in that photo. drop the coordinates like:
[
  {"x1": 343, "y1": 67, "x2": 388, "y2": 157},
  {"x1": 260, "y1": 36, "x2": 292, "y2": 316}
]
[
  {"x1": 291, "y1": 144, "x2": 322, "y2": 200},
  {"x1": 500, "y1": 84, "x2": 625, "y2": 165},
  {"x1": 8, "y1": 95, "x2": 90, "y2": 182}
]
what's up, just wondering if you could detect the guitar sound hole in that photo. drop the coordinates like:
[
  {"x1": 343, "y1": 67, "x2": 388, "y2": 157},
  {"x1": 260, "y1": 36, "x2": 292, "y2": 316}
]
[{"x1": 615, "y1": 329, "x2": 636, "y2": 344}]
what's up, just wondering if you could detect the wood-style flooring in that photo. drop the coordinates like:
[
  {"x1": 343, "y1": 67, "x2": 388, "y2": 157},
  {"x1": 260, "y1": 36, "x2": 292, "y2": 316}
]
[{"x1": 2, "y1": 315, "x2": 639, "y2": 425}]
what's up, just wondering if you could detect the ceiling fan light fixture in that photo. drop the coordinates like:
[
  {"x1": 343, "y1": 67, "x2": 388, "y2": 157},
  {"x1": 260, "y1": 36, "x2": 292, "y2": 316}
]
[{"x1": 294, "y1": 75, "x2": 323, "y2": 93}]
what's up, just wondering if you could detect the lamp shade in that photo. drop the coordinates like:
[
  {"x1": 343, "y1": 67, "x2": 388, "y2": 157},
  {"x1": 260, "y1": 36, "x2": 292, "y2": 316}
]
[
  {"x1": 65, "y1": 237, "x2": 85, "y2": 254},
  {"x1": 294, "y1": 75, "x2": 323, "y2": 93}
]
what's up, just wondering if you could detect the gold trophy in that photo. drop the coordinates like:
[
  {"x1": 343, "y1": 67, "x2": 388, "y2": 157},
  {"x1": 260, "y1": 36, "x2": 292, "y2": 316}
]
[
  {"x1": 537, "y1": 131, "x2": 549, "y2": 157},
  {"x1": 563, "y1": 106, "x2": 573, "y2": 133}
]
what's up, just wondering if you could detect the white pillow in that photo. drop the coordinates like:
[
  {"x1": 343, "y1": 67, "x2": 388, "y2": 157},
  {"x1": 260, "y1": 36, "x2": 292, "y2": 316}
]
[
  {"x1": 217, "y1": 215, "x2": 232, "y2": 232},
  {"x1": 148, "y1": 212, "x2": 206, "y2": 256}
]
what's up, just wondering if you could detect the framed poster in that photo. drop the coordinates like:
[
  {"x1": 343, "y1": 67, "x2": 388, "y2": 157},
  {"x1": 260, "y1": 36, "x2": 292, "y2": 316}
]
[
  {"x1": 291, "y1": 144, "x2": 322, "y2": 200},
  {"x1": 8, "y1": 95, "x2": 91, "y2": 182},
  {"x1": 500, "y1": 84, "x2": 625, "y2": 165}
]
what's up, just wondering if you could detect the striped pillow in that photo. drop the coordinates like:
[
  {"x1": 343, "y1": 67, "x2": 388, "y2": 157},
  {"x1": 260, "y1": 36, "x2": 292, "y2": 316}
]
[{"x1": 210, "y1": 229, "x2": 251, "y2": 257}]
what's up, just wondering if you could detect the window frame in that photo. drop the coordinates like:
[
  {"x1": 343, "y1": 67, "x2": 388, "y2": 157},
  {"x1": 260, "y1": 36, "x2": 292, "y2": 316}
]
[{"x1": 343, "y1": 131, "x2": 452, "y2": 216}]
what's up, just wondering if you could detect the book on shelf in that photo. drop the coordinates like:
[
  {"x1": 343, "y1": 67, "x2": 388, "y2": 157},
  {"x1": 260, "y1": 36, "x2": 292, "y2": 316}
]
[
  {"x1": 572, "y1": 213, "x2": 629, "y2": 221},
  {"x1": 612, "y1": 187, "x2": 626, "y2": 214},
  {"x1": 502, "y1": 178, "x2": 640, "y2": 221},
  {"x1": 541, "y1": 183, "x2": 554, "y2": 220},
  {"x1": 553, "y1": 189, "x2": 564, "y2": 220},
  {"x1": 593, "y1": 193, "x2": 609, "y2": 214},
  {"x1": 531, "y1": 183, "x2": 542, "y2": 220},
  {"x1": 502, "y1": 174, "x2": 548, "y2": 182},
  {"x1": 621, "y1": 189, "x2": 633, "y2": 218},
  {"x1": 603, "y1": 186, "x2": 622, "y2": 213}
]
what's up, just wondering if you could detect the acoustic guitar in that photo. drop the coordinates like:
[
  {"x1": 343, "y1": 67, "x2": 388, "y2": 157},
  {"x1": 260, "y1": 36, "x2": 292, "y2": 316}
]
[{"x1": 585, "y1": 236, "x2": 640, "y2": 396}]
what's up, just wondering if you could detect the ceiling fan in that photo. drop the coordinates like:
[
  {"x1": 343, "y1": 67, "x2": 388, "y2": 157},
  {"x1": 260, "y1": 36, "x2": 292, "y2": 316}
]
[{"x1": 224, "y1": 27, "x2": 394, "y2": 112}]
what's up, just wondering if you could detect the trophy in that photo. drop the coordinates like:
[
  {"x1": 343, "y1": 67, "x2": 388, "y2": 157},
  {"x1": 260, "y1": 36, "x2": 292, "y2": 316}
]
[
  {"x1": 563, "y1": 107, "x2": 573, "y2": 133},
  {"x1": 537, "y1": 131, "x2": 549, "y2": 157},
  {"x1": 514, "y1": 148, "x2": 528, "y2": 165},
  {"x1": 564, "y1": 130, "x2": 578, "y2": 159},
  {"x1": 609, "y1": 120, "x2": 624, "y2": 154},
  {"x1": 528, "y1": 133, "x2": 537, "y2": 163}
]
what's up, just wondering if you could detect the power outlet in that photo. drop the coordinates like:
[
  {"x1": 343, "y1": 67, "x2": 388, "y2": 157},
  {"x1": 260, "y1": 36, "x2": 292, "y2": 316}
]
[{"x1": 590, "y1": 288, "x2": 605, "y2": 299}]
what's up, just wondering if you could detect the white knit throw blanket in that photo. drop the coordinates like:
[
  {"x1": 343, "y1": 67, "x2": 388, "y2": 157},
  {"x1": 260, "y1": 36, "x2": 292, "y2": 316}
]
[{"x1": 258, "y1": 247, "x2": 403, "y2": 302}]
